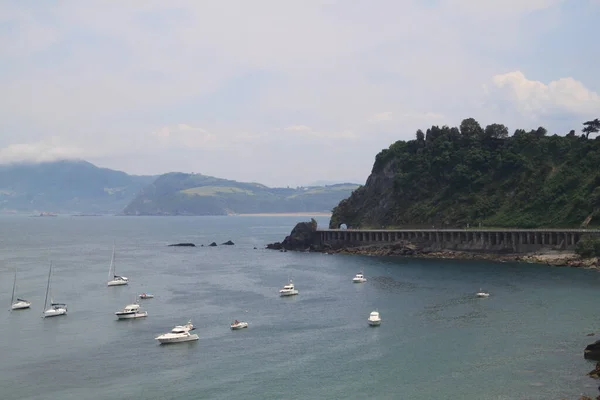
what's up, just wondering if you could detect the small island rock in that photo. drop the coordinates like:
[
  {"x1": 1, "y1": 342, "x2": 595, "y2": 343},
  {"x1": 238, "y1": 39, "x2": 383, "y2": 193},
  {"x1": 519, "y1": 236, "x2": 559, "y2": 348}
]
[
  {"x1": 208, "y1": 242, "x2": 217, "y2": 247},
  {"x1": 221, "y1": 240, "x2": 235, "y2": 245},
  {"x1": 168, "y1": 243, "x2": 196, "y2": 247}
]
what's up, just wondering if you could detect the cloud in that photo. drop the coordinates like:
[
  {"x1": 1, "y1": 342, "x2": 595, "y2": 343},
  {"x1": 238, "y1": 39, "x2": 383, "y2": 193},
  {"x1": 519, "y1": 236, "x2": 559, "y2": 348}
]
[
  {"x1": 485, "y1": 71, "x2": 600, "y2": 119},
  {"x1": 284, "y1": 125, "x2": 312, "y2": 132},
  {"x1": 0, "y1": 0, "x2": 598, "y2": 185},
  {"x1": 283, "y1": 125, "x2": 356, "y2": 139},
  {"x1": 368, "y1": 112, "x2": 393, "y2": 123},
  {"x1": 0, "y1": 141, "x2": 87, "y2": 164},
  {"x1": 152, "y1": 124, "x2": 217, "y2": 148}
]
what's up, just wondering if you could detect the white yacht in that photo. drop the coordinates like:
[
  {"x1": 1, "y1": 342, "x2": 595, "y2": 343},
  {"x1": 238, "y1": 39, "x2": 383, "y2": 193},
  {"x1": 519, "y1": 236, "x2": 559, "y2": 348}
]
[
  {"x1": 279, "y1": 279, "x2": 299, "y2": 296},
  {"x1": 476, "y1": 289, "x2": 490, "y2": 298},
  {"x1": 352, "y1": 272, "x2": 367, "y2": 283},
  {"x1": 368, "y1": 310, "x2": 381, "y2": 326},
  {"x1": 230, "y1": 320, "x2": 249, "y2": 330},
  {"x1": 155, "y1": 321, "x2": 199, "y2": 344},
  {"x1": 10, "y1": 265, "x2": 31, "y2": 310},
  {"x1": 107, "y1": 244, "x2": 129, "y2": 286},
  {"x1": 115, "y1": 303, "x2": 147, "y2": 319},
  {"x1": 42, "y1": 262, "x2": 67, "y2": 318}
]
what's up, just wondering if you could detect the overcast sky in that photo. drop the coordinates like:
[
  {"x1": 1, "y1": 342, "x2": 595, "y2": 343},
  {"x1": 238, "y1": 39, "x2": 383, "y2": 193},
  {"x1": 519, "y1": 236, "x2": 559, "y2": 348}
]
[{"x1": 1, "y1": 1, "x2": 599, "y2": 187}]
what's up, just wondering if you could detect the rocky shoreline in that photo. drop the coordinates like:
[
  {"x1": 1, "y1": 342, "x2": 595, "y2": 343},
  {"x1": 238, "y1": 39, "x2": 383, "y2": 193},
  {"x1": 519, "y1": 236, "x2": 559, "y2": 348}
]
[
  {"x1": 265, "y1": 221, "x2": 598, "y2": 269},
  {"x1": 322, "y1": 244, "x2": 599, "y2": 269}
]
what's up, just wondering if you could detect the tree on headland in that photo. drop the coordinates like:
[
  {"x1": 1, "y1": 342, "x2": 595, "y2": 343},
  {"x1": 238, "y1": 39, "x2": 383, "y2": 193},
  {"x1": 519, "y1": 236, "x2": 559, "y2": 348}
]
[
  {"x1": 459, "y1": 118, "x2": 483, "y2": 138},
  {"x1": 583, "y1": 118, "x2": 600, "y2": 139}
]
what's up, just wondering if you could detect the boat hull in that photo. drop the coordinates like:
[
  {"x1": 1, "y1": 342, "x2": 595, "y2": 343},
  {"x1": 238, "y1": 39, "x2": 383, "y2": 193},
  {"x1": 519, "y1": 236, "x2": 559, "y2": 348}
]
[
  {"x1": 230, "y1": 322, "x2": 248, "y2": 330},
  {"x1": 368, "y1": 319, "x2": 381, "y2": 326},
  {"x1": 107, "y1": 280, "x2": 128, "y2": 286},
  {"x1": 156, "y1": 333, "x2": 199, "y2": 344},
  {"x1": 44, "y1": 308, "x2": 67, "y2": 318},
  {"x1": 352, "y1": 278, "x2": 367, "y2": 283},
  {"x1": 116, "y1": 312, "x2": 148, "y2": 319},
  {"x1": 139, "y1": 294, "x2": 154, "y2": 299},
  {"x1": 476, "y1": 293, "x2": 490, "y2": 298},
  {"x1": 11, "y1": 301, "x2": 31, "y2": 310},
  {"x1": 279, "y1": 290, "x2": 299, "y2": 296}
]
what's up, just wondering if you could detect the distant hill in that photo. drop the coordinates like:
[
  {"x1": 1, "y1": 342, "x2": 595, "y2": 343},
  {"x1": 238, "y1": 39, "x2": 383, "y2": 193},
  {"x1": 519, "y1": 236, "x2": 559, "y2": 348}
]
[
  {"x1": 122, "y1": 172, "x2": 359, "y2": 215},
  {"x1": 0, "y1": 160, "x2": 155, "y2": 214}
]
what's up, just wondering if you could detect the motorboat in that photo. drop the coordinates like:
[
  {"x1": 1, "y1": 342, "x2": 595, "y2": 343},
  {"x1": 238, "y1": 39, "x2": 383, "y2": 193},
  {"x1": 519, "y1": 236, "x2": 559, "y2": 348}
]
[
  {"x1": 42, "y1": 262, "x2": 67, "y2": 318},
  {"x1": 476, "y1": 289, "x2": 490, "y2": 298},
  {"x1": 352, "y1": 272, "x2": 367, "y2": 283},
  {"x1": 138, "y1": 293, "x2": 154, "y2": 299},
  {"x1": 10, "y1": 265, "x2": 31, "y2": 310},
  {"x1": 115, "y1": 303, "x2": 147, "y2": 319},
  {"x1": 230, "y1": 320, "x2": 248, "y2": 330},
  {"x1": 107, "y1": 244, "x2": 129, "y2": 286},
  {"x1": 368, "y1": 310, "x2": 381, "y2": 326},
  {"x1": 279, "y1": 278, "x2": 299, "y2": 296},
  {"x1": 155, "y1": 322, "x2": 199, "y2": 344}
]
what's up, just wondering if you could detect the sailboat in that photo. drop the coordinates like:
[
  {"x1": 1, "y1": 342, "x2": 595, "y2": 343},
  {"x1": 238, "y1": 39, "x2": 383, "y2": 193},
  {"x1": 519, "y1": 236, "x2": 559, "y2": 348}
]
[
  {"x1": 10, "y1": 265, "x2": 31, "y2": 310},
  {"x1": 42, "y1": 262, "x2": 67, "y2": 318},
  {"x1": 107, "y1": 243, "x2": 128, "y2": 286}
]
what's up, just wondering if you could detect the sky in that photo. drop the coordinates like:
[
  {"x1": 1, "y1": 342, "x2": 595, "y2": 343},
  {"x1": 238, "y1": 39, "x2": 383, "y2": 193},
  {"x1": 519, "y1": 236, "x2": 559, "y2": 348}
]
[{"x1": 1, "y1": 0, "x2": 599, "y2": 187}]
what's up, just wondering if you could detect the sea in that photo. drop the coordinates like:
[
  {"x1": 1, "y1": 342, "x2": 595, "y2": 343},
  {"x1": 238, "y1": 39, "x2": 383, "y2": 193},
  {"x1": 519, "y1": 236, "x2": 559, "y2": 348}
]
[{"x1": 0, "y1": 215, "x2": 599, "y2": 400}]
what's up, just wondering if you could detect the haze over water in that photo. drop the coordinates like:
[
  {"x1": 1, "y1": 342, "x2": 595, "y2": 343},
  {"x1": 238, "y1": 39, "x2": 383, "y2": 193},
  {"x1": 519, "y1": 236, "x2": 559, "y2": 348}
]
[{"x1": 0, "y1": 215, "x2": 598, "y2": 400}]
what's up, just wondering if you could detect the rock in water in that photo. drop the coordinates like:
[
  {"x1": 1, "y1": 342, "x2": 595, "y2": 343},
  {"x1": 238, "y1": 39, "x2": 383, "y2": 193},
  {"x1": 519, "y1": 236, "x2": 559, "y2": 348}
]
[
  {"x1": 221, "y1": 240, "x2": 235, "y2": 245},
  {"x1": 266, "y1": 220, "x2": 319, "y2": 251},
  {"x1": 585, "y1": 341, "x2": 600, "y2": 361},
  {"x1": 168, "y1": 243, "x2": 196, "y2": 247},
  {"x1": 208, "y1": 242, "x2": 217, "y2": 247}
]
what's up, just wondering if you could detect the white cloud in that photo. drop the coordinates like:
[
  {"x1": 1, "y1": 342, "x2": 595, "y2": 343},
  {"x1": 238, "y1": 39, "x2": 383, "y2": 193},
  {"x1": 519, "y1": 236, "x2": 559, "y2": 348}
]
[
  {"x1": 284, "y1": 125, "x2": 312, "y2": 132},
  {"x1": 486, "y1": 71, "x2": 600, "y2": 119},
  {"x1": 283, "y1": 125, "x2": 356, "y2": 139},
  {"x1": 368, "y1": 112, "x2": 393, "y2": 123},
  {"x1": 152, "y1": 124, "x2": 216, "y2": 148},
  {"x1": 0, "y1": 141, "x2": 87, "y2": 164}
]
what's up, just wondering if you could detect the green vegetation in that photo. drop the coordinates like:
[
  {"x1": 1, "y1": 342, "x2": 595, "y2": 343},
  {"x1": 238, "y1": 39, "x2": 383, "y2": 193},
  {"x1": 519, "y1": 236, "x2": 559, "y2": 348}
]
[
  {"x1": 123, "y1": 172, "x2": 359, "y2": 215},
  {"x1": 330, "y1": 118, "x2": 600, "y2": 229},
  {"x1": 575, "y1": 236, "x2": 600, "y2": 258}
]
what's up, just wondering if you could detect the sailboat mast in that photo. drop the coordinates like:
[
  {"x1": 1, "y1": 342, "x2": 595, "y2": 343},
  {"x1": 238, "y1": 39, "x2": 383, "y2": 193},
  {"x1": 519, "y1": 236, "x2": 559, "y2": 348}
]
[
  {"x1": 108, "y1": 244, "x2": 115, "y2": 280},
  {"x1": 10, "y1": 265, "x2": 17, "y2": 308},
  {"x1": 43, "y1": 261, "x2": 52, "y2": 313}
]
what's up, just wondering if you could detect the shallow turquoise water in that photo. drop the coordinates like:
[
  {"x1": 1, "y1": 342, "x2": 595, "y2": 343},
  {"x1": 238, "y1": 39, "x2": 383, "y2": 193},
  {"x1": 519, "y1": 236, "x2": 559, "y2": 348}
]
[{"x1": 0, "y1": 215, "x2": 598, "y2": 399}]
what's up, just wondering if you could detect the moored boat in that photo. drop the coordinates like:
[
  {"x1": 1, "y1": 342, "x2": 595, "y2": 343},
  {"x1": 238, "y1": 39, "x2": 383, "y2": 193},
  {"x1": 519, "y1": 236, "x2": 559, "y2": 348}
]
[{"x1": 115, "y1": 303, "x2": 147, "y2": 319}]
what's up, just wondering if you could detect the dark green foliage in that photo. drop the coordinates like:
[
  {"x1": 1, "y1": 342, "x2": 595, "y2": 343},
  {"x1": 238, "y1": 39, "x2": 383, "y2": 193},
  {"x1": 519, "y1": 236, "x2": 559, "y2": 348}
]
[
  {"x1": 583, "y1": 118, "x2": 600, "y2": 139},
  {"x1": 331, "y1": 118, "x2": 600, "y2": 229},
  {"x1": 575, "y1": 236, "x2": 600, "y2": 258}
]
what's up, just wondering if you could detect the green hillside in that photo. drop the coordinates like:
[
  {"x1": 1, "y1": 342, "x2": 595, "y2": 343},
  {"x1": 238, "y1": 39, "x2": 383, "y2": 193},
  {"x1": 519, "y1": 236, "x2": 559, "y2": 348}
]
[
  {"x1": 330, "y1": 118, "x2": 600, "y2": 229},
  {"x1": 122, "y1": 172, "x2": 359, "y2": 215}
]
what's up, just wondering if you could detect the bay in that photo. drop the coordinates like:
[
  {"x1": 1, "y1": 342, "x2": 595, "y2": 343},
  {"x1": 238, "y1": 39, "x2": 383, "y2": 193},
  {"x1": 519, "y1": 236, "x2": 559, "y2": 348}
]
[{"x1": 0, "y1": 215, "x2": 598, "y2": 399}]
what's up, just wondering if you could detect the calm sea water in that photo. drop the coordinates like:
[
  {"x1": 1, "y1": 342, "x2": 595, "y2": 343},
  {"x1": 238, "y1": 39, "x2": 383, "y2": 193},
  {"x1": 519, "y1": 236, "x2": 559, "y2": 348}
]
[{"x1": 0, "y1": 215, "x2": 599, "y2": 400}]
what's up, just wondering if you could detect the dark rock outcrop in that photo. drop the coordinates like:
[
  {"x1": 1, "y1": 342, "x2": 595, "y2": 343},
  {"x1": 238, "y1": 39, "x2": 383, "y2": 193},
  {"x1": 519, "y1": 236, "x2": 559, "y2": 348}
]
[
  {"x1": 588, "y1": 362, "x2": 600, "y2": 379},
  {"x1": 266, "y1": 220, "x2": 319, "y2": 251},
  {"x1": 208, "y1": 242, "x2": 217, "y2": 247},
  {"x1": 168, "y1": 243, "x2": 196, "y2": 247},
  {"x1": 586, "y1": 341, "x2": 600, "y2": 361},
  {"x1": 221, "y1": 240, "x2": 235, "y2": 245}
]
